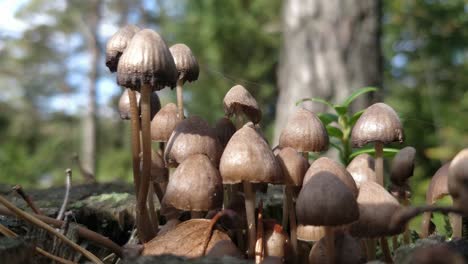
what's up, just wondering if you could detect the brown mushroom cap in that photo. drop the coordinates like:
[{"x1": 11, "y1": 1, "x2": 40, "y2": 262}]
[
  {"x1": 303, "y1": 157, "x2": 358, "y2": 197},
  {"x1": 427, "y1": 162, "x2": 450, "y2": 204},
  {"x1": 105, "y1": 25, "x2": 140, "y2": 73},
  {"x1": 117, "y1": 29, "x2": 178, "y2": 91},
  {"x1": 118, "y1": 88, "x2": 161, "y2": 120},
  {"x1": 448, "y1": 149, "x2": 468, "y2": 212},
  {"x1": 223, "y1": 85, "x2": 262, "y2": 124},
  {"x1": 351, "y1": 102, "x2": 404, "y2": 147},
  {"x1": 219, "y1": 122, "x2": 282, "y2": 184},
  {"x1": 164, "y1": 116, "x2": 222, "y2": 167},
  {"x1": 214, "y1": 117, "x2": 236, "y2": 148},
  {"x1": 349, "y1": 181, "x2": 403, "y2": 237},
  {"x1": 309, "y1": 231, "x2": 364, "y2": 264},
  {"x1": 296, "y1": 225, "x2": 325, "y2": 242},
  {"x1": 279, "y1": 108, "x2": 329, "y2": 153},
  {"x1": 163, "y1": 154, "x2": 223, "y2": 211},
  {"x1": 151, "y1": 103, "x2": 180, "y2": 142},
  {"x1": 391, "y1": 146, "x2": 416, "y2": 185},
  {"x1": 169, "y1": 43, "x2": 199, "y2": 82},
  {"x1": 296, "y1": 172, "x2": 359, "y2": 226},
  {"x1": 150, "y1": 150, "x2": 168, "y2": 183},
  {"x1": 275, "y1": 147, "x2": 309, "y2": 186},
  {"x1": 346, "y1": 154, "x2": 376, "y2": 188}
]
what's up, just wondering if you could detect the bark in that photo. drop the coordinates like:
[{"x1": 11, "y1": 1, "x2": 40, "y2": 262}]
[{"x1": 274, "y1": 0, "x2": 382, "y2": 143}]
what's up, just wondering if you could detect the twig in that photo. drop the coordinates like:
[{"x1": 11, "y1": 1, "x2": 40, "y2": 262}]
[
  {"x1": 0, "y1": 196, "x2": 104, "y2": 264},
  {"x1": 390, "y1": 205, "x2": 463, "y2": 232},
  {"x1": 12, "y1": 185, "x2": 42, "y2": 215},
  {"x1": 57, "y1": 169, "x2": 72, "y2": 221}
]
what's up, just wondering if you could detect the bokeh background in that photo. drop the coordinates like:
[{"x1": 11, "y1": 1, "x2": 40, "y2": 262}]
[{"x1": 0, "y1": 0, "x2": 467, "y2": 233}]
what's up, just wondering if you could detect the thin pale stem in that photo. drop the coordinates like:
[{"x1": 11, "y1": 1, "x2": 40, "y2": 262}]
[
  {"x1": 176, "y1": 79, "x2": 184, "y2": 120},
  {"x1": 281, "y1": 187, "x2": 289, "y2": 229},
  {"x1": 128, "y1": 90, "x2": 141, "y2": 197},
  {"x1": 380, "y1": 237, "x2": 393, "y2": 263},
  {"x1": 324, "y1": 226, "x2": 335, "y2": 264},
  {"x1": 374, "y1": 142, "x2": 384, "y2": 186},
  {"x1": 243, "y1": 181, "x2": 256, "y2": 259},
  {"x1": 57, "y1": 169, "x2": 72, "y2": 221},
  {"x1": 12, "y1": 185, "x2": 42, "y2": 215},
  {"x1": 0, "y1": 195, "x2": 103, "y2": 264},
  {"x1": 402, "y1": 199, "x2": 411, "y2": 244},
  {"x1": 420, "y1": 211, "x2": 432, "y2": 238},
  {"x1": 255, "y1": 201, "x2": 264, "y2": 264},
  {"x1": 366, "y1": 239, "x2": 376, "y2": 260},
  {"x1": 451, "y1": 213, "x2": 462, "y2": 238},
  {"x1": 285, "y1": 185, "x2": 297, "y2": 262},
  {"x1": 147, "y1": 184, "x2": 159, "y2": 232}
]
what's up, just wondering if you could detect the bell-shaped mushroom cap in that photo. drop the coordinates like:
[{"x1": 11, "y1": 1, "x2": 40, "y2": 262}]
[
  {"x1": 163, "y1": 154, "x2": 223, "y2": 211},
  {"x1": 296, "y1": 172, "x2": 359, "y2": 226},
  {"x1": 349, "y1": 181, "x2": 403, "y2": 237},
  {"x1": 351, "y1": 102, "x2": 404, "y2": 147},
  {"x1": 263, "y1": 220, "x2": 291, "y2": 261},
  {"x1": 118, "y1": 89, "x2": 161, "y2": 120},
  {"x1": 151, "y1": 103, "x2": 180, "y2": 142},
  {"x1": 117, "y1": 29, "x2": 178, "y2": 91},
  {"x1": 309, "y1": 232, "x2": 364, "y2": 264},
  {"x1": 164, "y1": 116, "x2": 222, "y2": 167},
  {"x1": 220, "y1": 122, "x2": 282, "y2": 184},
  {"x1": 150, "y1": 150, "x2": 168, "y2": 183},
  {"x1": 304, "y1": 157, "x2": 358, "y2": 197},
  {"x1": 275, "y1": 147, "x2": 309, "y2": 186},
  {"x1": 426, "y1": 162, "x2": 450, "y2": 204},
  {"x1": 448, "y1": 149, "x2": 468, "y2": 210},
  {"x1": 105, "y1": 25, "x2": 140, "y2": 72},
  {"x1": 297, "y1": 225, "x2": 325, "y2": 242},
  {"x1": 346, "y1": 154, "x2": 376, "y2": 188},
  {"x1": 223, "y1": 85, "x2": 262, "y2": 124},
  {"x1": 214, "y1": 117, "x2": 236, "y2": 148},
  {"x1": 279, "y1": 108, "x2": 329, "y2": 153},
  {"x1": 169, "y1": 43, "x2": 199, "y2": 82},
  {"x1": 391, "y1": 146, "x2": 416, "y2": 185}
]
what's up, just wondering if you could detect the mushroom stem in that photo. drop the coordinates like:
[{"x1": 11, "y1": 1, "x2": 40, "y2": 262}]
[
  {"x1": 191, "y1": 211, "x2": 205, "y2": 219},
  {"x1": 379, "y1": 237, "x2": 392, "y2": 263},
  {"x1": 374, "y1": 142, "x2": 384, "y2": 186},
  {"x1": 57, "y1": 169, "x2": 72, "y2": 221},
  {"x1": 366, "y1": 239, "x2": 376, "y2": 260},
  {"x1": 255, "y1": 200, "x2": 264, "y2": 264},
  {"x1": 281, "y1": 187, "x2": 289, "y2": 230},
  {"x1": 451, "y1": 212, "x2": 462, "y2": 238},
  {"x1": 147, "y1": 184, "x2": 159, "y2": 232},
  {"x1": 391, "y1": 235, "x2": 398, "y2": 251},
  {"x1": 324, "y1": 226, "x2": 335, "y2": 264},
  {"x1": 285, "y1": 185, "x2": 298, "y2": 261},
  {"x1": 128, "y1": 90, "x2": 141, "y2": 197},
  {"x1": 390, "y1": 205, "x2": 463, "y2": 232},
  {"x1": 420, "y1": 211, "x2": 432, "y2": 238},
  {"x1": 402, "y1": 198, "x2": 410, "y2": 244},
  {"x1": 176, "y1": 79, "x2": 184, "y2": 120},
  {"x1": 243, "y1": 180, "x2": 256, "y2": 259}
]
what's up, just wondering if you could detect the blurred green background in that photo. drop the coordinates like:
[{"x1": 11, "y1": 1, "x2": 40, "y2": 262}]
[{"x1": 0, "y1": 0, "x2": 467, "y2": 234}]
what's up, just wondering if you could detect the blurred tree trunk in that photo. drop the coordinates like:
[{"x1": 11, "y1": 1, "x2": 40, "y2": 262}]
[
  {"x1": 274, "y1": 0, "x2": 382, "y2": 143},
  {"x1": 82, "y1": 0, "x2": 102, "y2": 177}
]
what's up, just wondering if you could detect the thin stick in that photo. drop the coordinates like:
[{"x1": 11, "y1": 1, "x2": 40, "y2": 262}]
[
  {"x1": 0, "y1": 195, "x2": 103, "y2": 264},
  {"x1": 374, "y1": 142, "x2": 384, "y2": 186},
  {"x1": 0, "y1": 206, "x2": 123, "y2": 257},
  {"x1": 324, "y1": 226, "x2": 335, "y2": 264},
  {"x1": 285, "y1": 185, "x2": 297, "y2": 262},
  {"x1": 243, "y1": 181, "x2": 256, "y2": 259},
  {"x1": 12, "y1": 185, "x2": 42, "y2": 215},
  {"x1": 281, "y1": 187, "x2": 288, "y2": 229},
  {"x1": 389, "y1": 205, "x2": 463, "y2": 232},
  {"x1": 380, "y1": 237, "x2": 392, "y2": 263},
  {"x1": 255, "y1": 200, "x2": 264, "y2": 264},
  {"x1": 128, "y1": 89, "x2": 141, "y2": 197},
  {"x1": 176, "y1": 79, "x2": 184, "y2": 120},
  {"x1": 57, "y1": 169, "x2": 72, "y2": 221},
  {"x1": 147, "y1": 184, "x2": 159, "y2": 232}
]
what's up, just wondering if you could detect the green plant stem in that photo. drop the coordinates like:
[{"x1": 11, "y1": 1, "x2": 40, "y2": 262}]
[
  {"x1": 243, "y1": 181, "x2": 256, "y2": 259},
  {"x1": 375, "y1": 142, "x2": 384, "y2": 186}
]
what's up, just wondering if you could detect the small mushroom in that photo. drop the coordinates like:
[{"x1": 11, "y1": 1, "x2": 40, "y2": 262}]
[
  {"x1": 263, "y1": 220, "x2": 291, "y2": 262},
  {"x1": 150, "y1": 103, "x2": 180, "y2": 142},
  {"x1": 223, "y1": 84, "x2": 262, "y2": 125},
  {"x1": 309, "y1": 231, "x2": 364, "y2": 264},
  {"x1": 118, "y1": 88, "x2": 161, "y2": 120},
  {"x1": 346, "y1": 154, "x2": 376, "y2": 188},
  {"x1": 105, "y1": 25, "x2": 140, "y2": 73},
  {"x1": 390, "y1": 146, "x2": 416, "y2": 186}
]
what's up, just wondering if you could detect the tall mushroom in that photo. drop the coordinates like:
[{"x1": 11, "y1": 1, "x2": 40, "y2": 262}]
[
  {"x1": 105, "y1": 25, "x2": 140, "y2": 73},
  {"x1": 117, "y1": 29, "x2": 178, "y2": 241},
  {"x1": 169, "y1": 43, "x2": 199, "y2": 120},
  {"x1": 448, "y1": 149, "x2": 468, "y2": 236},
  {"x1": 351, "y1": 103, "x2": 404, "y2": 186},
  {"x1": 346, "y1": 153, "x2": 377, "y2": 188},
  {"x1": 309, "y1": 231, "x2": 364, "y2": 264},
  {"x1": 220, "y1": 122, "x2": 282, "y2": 258}
]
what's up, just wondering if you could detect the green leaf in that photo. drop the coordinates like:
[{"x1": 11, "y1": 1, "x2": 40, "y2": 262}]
[
  {"x1": 318, "y1": 113, "x2": 338, "y2": 125},
  {"x1": 329, "y1": 141, "x2": 343, "y2": 152},
  {"x1": 326, "y1": 125, "x2": 344, "y2": 138},
  {"x1": 342, "y1": 87, "x2": 378, "y2": 107},
  {"x1": 349, "y1": 147, "x2": 400, "y2": 159},
  {"x1": 350, "y1": 110, "x2": 364, "y2": 126},
  {"x1": 296, "y1": 97, "x2": 334, "y2": 109},
  {"x1": 333, "y1": 105, "x2": 348, "y2": 116}
]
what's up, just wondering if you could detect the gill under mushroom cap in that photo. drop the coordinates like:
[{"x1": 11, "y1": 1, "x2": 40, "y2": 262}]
[
  {"x1": 169, "y1": 43, "x2": 199, "y2": 82},
  {"x1": 223, "y1": 85, "x2": 262, "y2": 124},
  {"x1": 151, "y1": 103, "x2": 180, "y2": 142},
  {"x1": 279, "y1": 108, "x2": 329, "y2": 153},
  {"x1": 351, "y1": 102, "x2": 404, "y2": 147},
  {"x1": 117, "y1": 29, "x2": 178, "y2": 91},
  {"x1": 105, "y1": 25, "x2": 140, "y2": 73}
]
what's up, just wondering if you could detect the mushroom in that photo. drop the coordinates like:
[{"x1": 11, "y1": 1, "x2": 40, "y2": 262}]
[
  {"x1": 297, "y1": 225, "x2": 325, "y2": 243},
  {"x1": 409, "y1": 244, "x2": 465, "y2": 264},
  {"x1": 118, "y1": 88, "x2": 161, "y2": 120},
  {"x1": 296, "y1": 172, "x2": 359, "y2": 264},
  {"x1": 117, "y1": 29, "x2": 178, "y2": 242},
  {"x1": 351, "y1": 102, "x2": 404, "y2": 186},
  {"x1": 263, "y1": 220, "x2": 291, "y2": 262},
  {"x1": 169, "y1": 43, "x2": 199, "y2": 120},
  {"x1": 448, "y1": 149, "x2": 468, "y2": 237},
  {"x1": 164, "y1": 116, "x2": 222, "y2": 167},
  {"x1": 346, "y1": 154, "x2": 377, "y2": 188},
  {"x1": 309, "y1": 231, "x2": 364, "y2": 264},
  {"x1": 105, "y1": 25, "x2": 140, "y2": 73},
  {"x1": 220, "y1": 122, "x2": 282, "y2": 258},
  {"x1": 207, "y1": 240, "x2": 243, "y2": 259},
  {"x1": 163, "y1": 154, "x2": 223, "y2": 218},
  {"x1": 150, "y1": 103, "x2": 180, "y2": 143},
  {"x1": 214, "y1": 116, "x2": 237, "y2": 148},
  {"x1": 223, "y1": 84, "x2": 262, "y2": 126}
]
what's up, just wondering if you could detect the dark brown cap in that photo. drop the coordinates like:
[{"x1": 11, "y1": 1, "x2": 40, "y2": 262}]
[
  {"x1": 219, "y1": 122, "x2": 282, "y2": 184},
  {"x1": 214, "y1": 116, "x2": 236, "y2": 148},
  {"x1": 279, "y1": 108, "x2": 329, "y2": 153},
  {"x1": 164, "y1": 116, "x2": 222, "y2": 167},
  {"x1": 117, "y1": 29, "x2": 178, "y2": 91},
  {"x1": 118, "y1": 89, "x2": 161, "y2": 120},
  {"x1": 169, "y1": 43, "x2": 199, "y2": 82},
  {"x1": 296, "y1": 172, "x2": 359, "y2": 226},
  {"x1": 223, "y1": 85, "x2": 262, "y2": 124},
  {"x1": 346, "y1": 154, "x2": 376, "y2": 188},
  {"x1": 105, "y1": 25, "x2": 140, "y2": 72},
  {"x1": 275, "y1": 147, "x2": 309, "y2": 186},
  {"x1": 426, "y1": 162, "x2": 450, "y2": 204},
  {"x1": 163, "y1": 154, "x2": 223, "y2": 211},
  {"x1": 351, "y1": 103, "x2": 404, "y2": 147},
  {"x1": 309, "y1": 232, "x2": 364, "y2": 264},
  {"x1": 448, "y1": 149, "x2": 468, "y2": 212},
  {"x1": 391, "y1": 146, "x2": 416, "y2": 185},
  {"x1": 151, "y1": 103, "x2": 180, "y2": 142},
  {"x1": 303, "y1": 157, "x2": 358, "y2": 197}
]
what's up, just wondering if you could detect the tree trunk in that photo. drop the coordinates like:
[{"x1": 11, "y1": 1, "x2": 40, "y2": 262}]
[
  {"x1": 82, "y1": 0, "x2": 102, "y2": 177},
  {"x1": 274, "y1": 0, "x2": 382, "y2": 143}
]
